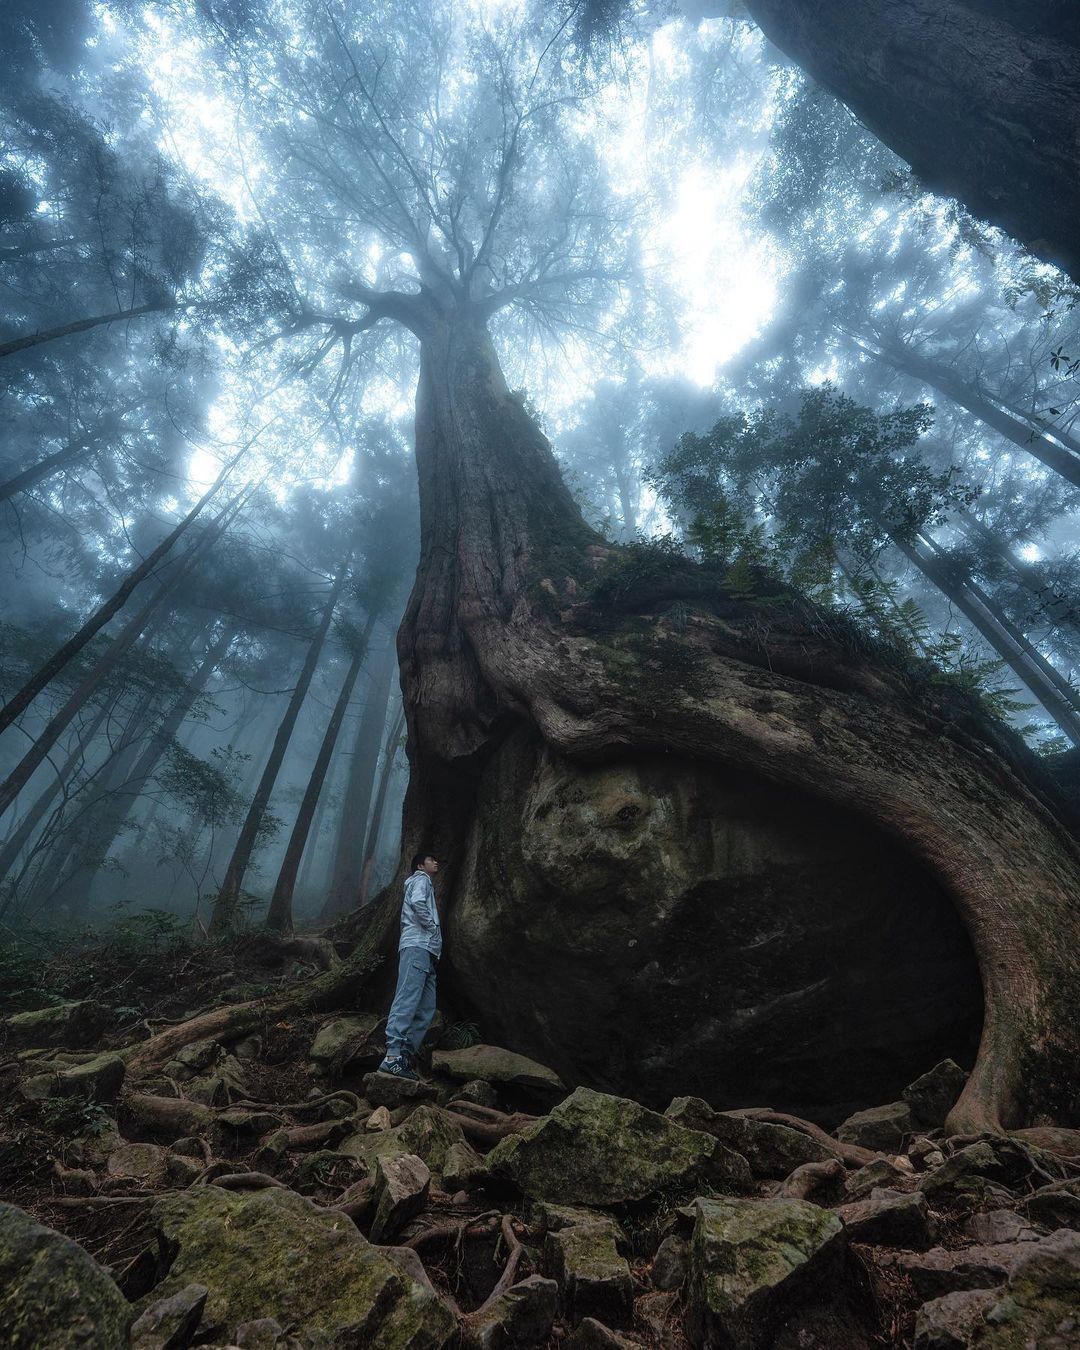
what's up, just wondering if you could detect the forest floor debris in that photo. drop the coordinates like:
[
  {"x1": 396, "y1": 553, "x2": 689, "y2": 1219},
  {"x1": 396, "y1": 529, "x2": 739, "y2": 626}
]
[{"x1": 2, "y1": 932, "x2": 1080, "y2": 1347}]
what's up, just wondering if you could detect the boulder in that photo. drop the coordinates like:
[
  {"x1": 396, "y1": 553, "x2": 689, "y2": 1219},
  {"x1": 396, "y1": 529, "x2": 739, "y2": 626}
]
[
  {"x1": 683, "y1": 1195, "x2": 846, "y2": 1349},
  {"x1": 20, "y1": 1050, "x2": 125, "y2": 1102},
  {"x1": 835, "y1": 1101, "x2": 916, "y2": 1152},
  {"x1": 309, "y1": 1014, "x2": 384, "y2": 1076},
  {"x1": 902, "y1": 1060, "x2": 969, "y2": 1129},
  {"x1": 363, "y1": 1071, "x2": 440, "y2": 1109},
  {"x1": 454, "y1": 1078, "x2": 501, "y2": 1110},
  {"x1": 446, "y1": 737, "x2": 983, "y2": 1119},
  {"x1": 370, "y1": 1153, "x2": 431, "y2": 1243},
  {"x1": 441, "y1": 1139, "x2": 487, "y2": 1192},
  {"x1": 665, "y1": 1097, "x2": 833, "y2": 1179},
  {"x1": 431, "y1": 1044, "x2": 565, "y2": 1095},
  {"x1": 466, "y1": 1274, "x2": 558, "y2": 1348},
  {"x1": 486, "y1": 1087, "x2": 748, "y2": 1205},
  {"x1": 835, "y1": 1187, "x2": 936, "y2": 1249},
  {"x1": 1008, "y1": 1126, "x2": 1080, "y2": 1160},
  {"x1": 0, "y1": 1200, "x2": 131, "y2": 1348},
  {"x1": 129, "y1": 1283, "x2": 208, "y2": 1349},
  {"x1": 544, "y1": 1215, "x2": 634, "y2": 1328},
  {"x1": 1, "y1": 999, "x2": 108, "y2": 1050},
  {"x1": 917, "y1": 1141, "x2": 1034, "y2": 1209},
  {"x1": 145, "y1": 1185, "x2": 455, "y2": 1346}
]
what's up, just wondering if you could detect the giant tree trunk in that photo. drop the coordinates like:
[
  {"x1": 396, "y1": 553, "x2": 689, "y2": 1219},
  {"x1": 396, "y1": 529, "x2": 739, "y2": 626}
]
[
  {"x1": 741, "y1": 0, "x2": 1080, "y2": 279},
  {"x1": 371, "y1": 300, "x2": 1080, "y2": 1136}
]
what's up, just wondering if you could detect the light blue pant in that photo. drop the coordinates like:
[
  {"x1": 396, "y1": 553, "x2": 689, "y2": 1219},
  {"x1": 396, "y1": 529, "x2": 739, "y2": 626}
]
[{"x1": 385, "y1": 945, "x2": 437, "y2": 1060}]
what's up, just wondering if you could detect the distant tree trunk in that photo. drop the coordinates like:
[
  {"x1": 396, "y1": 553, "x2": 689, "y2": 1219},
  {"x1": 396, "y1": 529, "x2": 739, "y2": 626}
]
[
  {"x1": 209, "y1": 553, "x2": 352, "y2": 935},
  {"x1": 357, "y1": 702, "x2": 405, "y2": 908},
  {"x1": 956, "y1": 511, "x2": 1080, "y2": 634},
  {"x1": 0, "y1": 435, "x2": 95, "y2": 503},
  {"x1": 893, "y1": 533, "x2": 1080, "y2": 745},
  {"x1": 38, "y1": 623, "x2": 238, "y2": 914},
  {"x1": 318, "y1": 636, "x2": 397, "y2": 920},
  {"x1": 0, "y1": 300, "x2": 176, "y2": 360},
  {"x1": 265, "y1": 613, "x2": 378, "y2": 934},
  {"x1": 0, "y1": 454, "x2": 245, "y2": 736},
  {"x1": 0, "y1": 699, "x2": 113, "y2": 910},
  {"x1": 0, "y1": 494, "x2": 242, "y2": 821},
  {"x1": 741, "y1": 0, "x2": 1080, "y2": 277},
  {"x1": 851, "y1": 333, "x2": 1080, "y2": 488}
]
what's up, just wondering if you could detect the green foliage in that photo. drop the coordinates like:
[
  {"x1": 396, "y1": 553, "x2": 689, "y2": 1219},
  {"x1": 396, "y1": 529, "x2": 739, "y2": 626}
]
[
  {"x1": 157, "y1": 742, "x2": 249, "y2": 830},
  {"x1": 438, "y1": 1021, "x2": 480, "y2": 1050},
  {"x1": 37, "y1": 1096, "x2": 113, "y2": 1136},
  {"x1": 585, "y1": 535, "x2": 690, "y2": 608}
]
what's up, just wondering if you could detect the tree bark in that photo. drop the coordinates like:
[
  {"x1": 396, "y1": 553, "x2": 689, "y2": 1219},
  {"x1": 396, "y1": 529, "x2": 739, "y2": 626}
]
[
  {"x1": 741, "y1": 0, "x2": 1080, "y2": 278},
  {"x1": 265, "y1": 613, "x2": 377, "y2": 933},
  {"x1": 210, "y1": 553, "x2": 352, "y2": 934},
  {"x1": 379, "y1": 298, "x2": 1080, "y2": 1137},
  {"x1": 0, "y1": 435, "x2": 95, "y2": 503},
  {"x1": 955, "y1": 511, "x2": 1080, "y2": 635},
  {"x1": 318, "y1": 636, "x2": 397, "y2": 920}
]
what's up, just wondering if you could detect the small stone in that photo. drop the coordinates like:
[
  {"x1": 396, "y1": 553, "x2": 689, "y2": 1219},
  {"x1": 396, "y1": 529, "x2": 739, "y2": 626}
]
[
  {"x1": 166, "y1": 1153, "x2": 204, "y2": 1187},
  {"x1": 902, "y1": 1060, "x2": 969, "y2": 1129},
  {"x1": 370, "y1": 1152, "x2": 431, "y2": 1242},
  {"x1": 107, "y1": 1142, "x2": 169, "y2": 1183},
  {"x1": 365, "y1": 1106, "x2": 392, "y2": 1131},
  {"x1": 835, "y1": 1101, "x2": 916, "y2": 1152},
  {"x1": 453, "y1": 1078, "x2": 501, "y2": 1109},
  {"x1": 129, "y1": 1282, "x2": 208, "y2": 1349},
  {"x1": 844, "y1": 1157, "x2": 910, "y2": 1201},
  {"x1": 339, "y1": 1104, "x2": 466, "y2": 1176},
  {"x1": 233, "y1": 1317, "x2": 292, "y2": 1348},
  {"x1": 468, "y1": 1273, "x2": 558, "y2": 1348},
  {"x1": 362, "y1": 1070, "x2": 439, "y2": 1109},
  {"x1": 565, "y1": 1317, "x2": 642, "y2": 1348},
  {"x1": 442, "y1": 1139, "x2": 487, "y2": 1191},
  {"x1": 835, "y1": 1188, "x2": 936, "y2": 1249},
  {"x1": 308, "y1": 1014, "x2": 384, "y2": 1075},
  {"x1": 231, "y1": 1035, "x2": 262, "y2": 1060},
  {"x1": 171, "y1": 1138, "x2": 206, "y2": 1159},
  {"x1": 964, "y1": 1209, "x2": 1039, "y2": 1245},
  {"x1": 651, "y1": 1234, "x2": 689, "y2": 1291},
  {"x1": 909, "y1": 1136, "x2": 941, "y2": 1166},
  {"x1": 913, "y1": 1288, "x2": 996, "y2": 1349},
  {"x1": 544, "y1": 1216, "x2": 634, "y2": 1327}
]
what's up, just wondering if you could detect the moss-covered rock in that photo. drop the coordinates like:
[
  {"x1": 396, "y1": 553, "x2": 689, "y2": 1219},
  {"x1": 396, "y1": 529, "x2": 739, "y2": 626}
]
[
  {"x1": 543, "y1": 1215, "x2": 634, "y2": 1328},
  {"x1": 971, "y1": 1229, "x2": 1080, "y2": 1347},
  {"x1": 431, "y1": 1045, "x2": 565, "y2": 1095},
  {"x1": 146, "y1": 1185, "x2": 454, "y2": 1347},
  {"x1": 836, "y1": 1101, "x2": 917, "y2": 1151},
  {"x1": 466, "y1": 1274, "x2": 558, "y2": 1348},
  {"x1": 19, "y1": 1050, "x2": 125, "y2": 1102},
  {"x1": 0, "y1": 1200, "x2": 131, "y2": 1348},
  {"x1": 1, "y1": 1000, "x2": 108, "y2": 1051},
  {"x1": 683, "y1": 1195, "x2": 846, "y2": 1349},
  {"x1": 338, "y1": 1105, "x2": 466, "y2": 1178},
  {"x1": 309, "y1": 1013, "x2": 384, "y2": 1077},
  {"x1": 486, "y1": 1086, "x2": 747, "y2": 1205},
  {"x1": 902, "y1": 1059, "x2": 969, "y2": 1129},
  {"x1": 666, "y1": 1097, "x2": 833, "y2": 1180}
]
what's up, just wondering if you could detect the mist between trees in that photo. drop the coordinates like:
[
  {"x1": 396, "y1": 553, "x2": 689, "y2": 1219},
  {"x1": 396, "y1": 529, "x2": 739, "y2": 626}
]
[{"x1": 1, "y1": 0, "x2": 1078, "y2": 954}]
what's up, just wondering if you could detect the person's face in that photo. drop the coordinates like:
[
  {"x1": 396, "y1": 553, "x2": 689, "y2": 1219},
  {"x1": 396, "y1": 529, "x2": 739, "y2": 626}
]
[{"x1": 422, "y1": 856, "x2": 439, "y2": 877}]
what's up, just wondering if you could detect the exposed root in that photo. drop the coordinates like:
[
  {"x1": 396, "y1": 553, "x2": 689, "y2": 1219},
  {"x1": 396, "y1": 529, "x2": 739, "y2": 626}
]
[
  {"x1": 777, "y1": 1158, "x2": 846, "y2": 1201},
  {"x1": 735, "y1": 1109, "x2": 879, "y2": 1168},
  {"x1": 443, "y1": 1107, "x2": 537, "y2": 1146},
  {"x1": 206, "y1": 1172, "x2": 290, "y2": 1191}
]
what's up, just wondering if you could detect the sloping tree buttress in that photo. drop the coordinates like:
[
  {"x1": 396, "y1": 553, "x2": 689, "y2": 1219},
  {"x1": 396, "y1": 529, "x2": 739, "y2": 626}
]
[{"x1": 127, "y1": 298, "x2": 1080, "y2": 1135}]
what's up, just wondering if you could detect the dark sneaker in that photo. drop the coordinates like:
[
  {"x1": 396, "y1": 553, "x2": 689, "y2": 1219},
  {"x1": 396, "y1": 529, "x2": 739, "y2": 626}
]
[{"x1": 377, "y1": 1056, "x2": 418, "y2": 1081}]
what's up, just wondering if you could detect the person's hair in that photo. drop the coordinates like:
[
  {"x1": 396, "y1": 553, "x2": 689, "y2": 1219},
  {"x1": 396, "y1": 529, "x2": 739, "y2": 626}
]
[{"x1": 410, "y1": 851, "x2": 436, "y2": 872}]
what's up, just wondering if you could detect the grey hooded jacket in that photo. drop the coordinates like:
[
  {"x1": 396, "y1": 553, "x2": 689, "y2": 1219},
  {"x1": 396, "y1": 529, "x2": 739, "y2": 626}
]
[{"x1": 399, "y1": 869, "x2": 442, "y2": 957}]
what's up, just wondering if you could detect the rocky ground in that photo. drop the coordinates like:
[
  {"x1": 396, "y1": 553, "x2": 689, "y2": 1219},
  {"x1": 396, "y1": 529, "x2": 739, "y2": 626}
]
[{"x1": 1, "y1": 946, "x2": 1079, "y2": 1349}]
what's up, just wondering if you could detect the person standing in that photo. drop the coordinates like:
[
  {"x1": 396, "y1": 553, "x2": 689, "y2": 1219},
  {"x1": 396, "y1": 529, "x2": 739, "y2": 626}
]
[{"x1": 377, "y1": 851, "x2": 441, "y2": 1080}]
